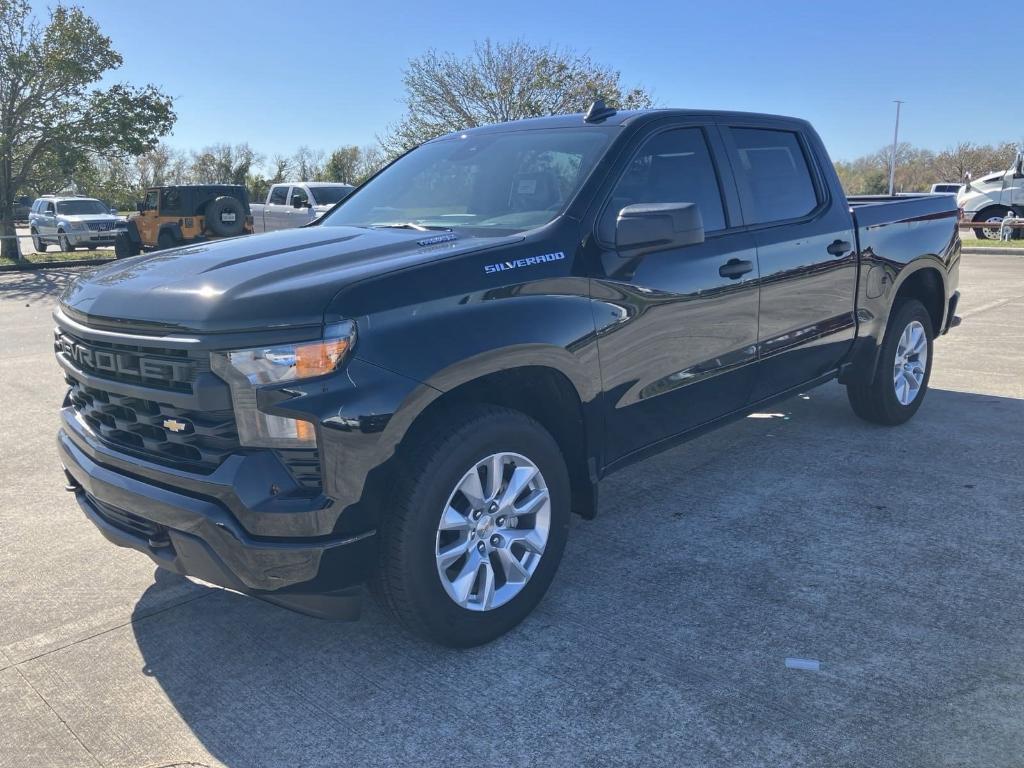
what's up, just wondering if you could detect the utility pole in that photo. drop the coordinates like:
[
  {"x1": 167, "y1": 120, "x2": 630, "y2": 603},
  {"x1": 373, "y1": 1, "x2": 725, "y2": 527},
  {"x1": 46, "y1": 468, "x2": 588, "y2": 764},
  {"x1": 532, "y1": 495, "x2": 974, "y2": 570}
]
[{"x1": 888, "y1": 100, "x2": 904, "y2": 196}]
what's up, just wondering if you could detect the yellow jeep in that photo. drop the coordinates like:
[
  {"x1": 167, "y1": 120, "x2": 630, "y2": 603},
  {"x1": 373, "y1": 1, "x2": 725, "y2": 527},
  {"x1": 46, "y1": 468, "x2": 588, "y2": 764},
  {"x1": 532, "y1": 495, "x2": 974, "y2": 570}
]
[{"x1": 115, "y1": 184, "x2": 253, "y2": 257}]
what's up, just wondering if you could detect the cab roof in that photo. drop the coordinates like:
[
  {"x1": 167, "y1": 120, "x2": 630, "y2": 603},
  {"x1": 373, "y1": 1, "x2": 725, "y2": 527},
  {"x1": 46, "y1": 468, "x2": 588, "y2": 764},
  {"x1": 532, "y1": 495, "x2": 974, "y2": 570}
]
[{"x1": 428, "y1": 108, "x2": 810, "y2": 141}]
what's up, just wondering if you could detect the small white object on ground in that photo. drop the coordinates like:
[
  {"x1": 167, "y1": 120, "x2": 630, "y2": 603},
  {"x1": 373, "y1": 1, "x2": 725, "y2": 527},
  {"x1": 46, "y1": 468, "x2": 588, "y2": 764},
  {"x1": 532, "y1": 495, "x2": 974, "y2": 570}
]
[{"x1": 785, "y1": 658, "x2": 821, "y2": 671}]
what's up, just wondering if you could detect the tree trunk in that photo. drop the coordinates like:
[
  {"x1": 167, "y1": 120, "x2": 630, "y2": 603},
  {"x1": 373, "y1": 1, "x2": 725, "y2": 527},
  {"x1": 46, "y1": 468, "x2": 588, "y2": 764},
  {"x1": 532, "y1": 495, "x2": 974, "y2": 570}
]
[{"x1": 0, "y1": 204, "x2": 19, "y2": 262}]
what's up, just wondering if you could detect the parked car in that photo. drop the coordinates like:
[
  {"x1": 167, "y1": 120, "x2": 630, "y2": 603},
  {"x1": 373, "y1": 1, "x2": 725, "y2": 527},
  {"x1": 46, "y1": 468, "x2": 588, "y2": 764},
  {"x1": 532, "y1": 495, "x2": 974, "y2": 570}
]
[
  {"x1": 930, "y1": 183, "x2": 962, "y2": 195},
  {"x1": 56, "y1": 104, "x2": 960, "y2": 647},
  {"x1": 250, "y1": 182, "x2": 354, "y2": 233},
  {"x1": 115, "y1": 184, "x2": 253, "y2": 257},
  {"x1": 13, "y1": 195, "x2": 32, "y2": 222},
  {"x1": 29, "y1": 195, "x2": 126, "y2": 252},
  {"x1": 958, "y1": 151, "x2": 1024, "y2": 239}
]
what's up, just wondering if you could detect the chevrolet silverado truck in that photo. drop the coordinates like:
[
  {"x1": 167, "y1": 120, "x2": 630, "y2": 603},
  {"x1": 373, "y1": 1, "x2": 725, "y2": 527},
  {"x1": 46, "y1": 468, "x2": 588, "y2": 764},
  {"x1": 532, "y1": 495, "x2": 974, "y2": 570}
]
[
  {"x1": 250, "y1": 182, "x2": 354, "y2": 233},
  {"x1": 55, "y1": 104, "x2": 961, "y2": 647}
]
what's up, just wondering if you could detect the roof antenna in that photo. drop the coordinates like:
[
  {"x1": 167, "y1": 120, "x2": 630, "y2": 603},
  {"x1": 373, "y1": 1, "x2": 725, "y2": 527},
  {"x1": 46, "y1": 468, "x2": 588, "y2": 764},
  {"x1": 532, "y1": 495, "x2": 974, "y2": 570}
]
[{"x1": 584, "y1": 98, "x2": 617, "y2": 123}]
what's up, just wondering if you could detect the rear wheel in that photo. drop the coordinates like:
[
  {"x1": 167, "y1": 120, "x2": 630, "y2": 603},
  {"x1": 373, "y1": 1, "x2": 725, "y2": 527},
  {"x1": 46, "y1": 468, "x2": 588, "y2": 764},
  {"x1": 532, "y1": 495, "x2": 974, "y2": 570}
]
[
  {"x1": 846, "y1": 298, "x2": 933, "y2": 425},
  {"x1": 972, "y1": 206, "x2": 1009, "y2": 240},
  {"x1": 371, "y1": 406, "x2": 570, "y2": 647},
  {"x1": 156, "y1": 230, "x2": 177, "y2": 250}
]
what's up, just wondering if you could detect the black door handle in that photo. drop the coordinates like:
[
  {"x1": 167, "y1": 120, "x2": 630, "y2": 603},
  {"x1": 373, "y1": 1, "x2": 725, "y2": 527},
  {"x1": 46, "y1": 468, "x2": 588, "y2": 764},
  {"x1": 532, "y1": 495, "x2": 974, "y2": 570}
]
[
  {"x1": 827, "y1": 239, "x2": 852, "y2": 256},
  {"x1": 719, "y1": 258, "x2": 753, "y2": 279}
]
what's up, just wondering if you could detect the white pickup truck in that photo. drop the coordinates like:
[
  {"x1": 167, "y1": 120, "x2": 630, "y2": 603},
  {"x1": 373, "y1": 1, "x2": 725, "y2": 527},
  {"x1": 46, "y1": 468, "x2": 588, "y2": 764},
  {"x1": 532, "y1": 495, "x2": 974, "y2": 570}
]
[
  {"x1": 250, "y1": 182, "x2": 354, "y2": 233},
  {"x1": 959, "y1": 151, "x2": 1024, "y2": 239}
]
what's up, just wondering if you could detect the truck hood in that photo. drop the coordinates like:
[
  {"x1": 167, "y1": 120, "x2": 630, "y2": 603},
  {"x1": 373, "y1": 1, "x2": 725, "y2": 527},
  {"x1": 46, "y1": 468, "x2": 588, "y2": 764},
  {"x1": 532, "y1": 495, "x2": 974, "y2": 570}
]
[
  {"x1": 60, "y1": 226, "x2": 519, "y2": 334},
  {"x1": 62, "y1": 214, "x2": 123, "y2": 223}
]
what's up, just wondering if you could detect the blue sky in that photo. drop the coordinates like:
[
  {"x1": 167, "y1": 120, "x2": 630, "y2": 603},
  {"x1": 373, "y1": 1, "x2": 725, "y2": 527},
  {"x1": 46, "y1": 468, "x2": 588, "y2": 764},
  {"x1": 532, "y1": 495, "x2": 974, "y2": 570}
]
[{"x1": 43, "y1": 0, "x2": 1015, "y2": 165}]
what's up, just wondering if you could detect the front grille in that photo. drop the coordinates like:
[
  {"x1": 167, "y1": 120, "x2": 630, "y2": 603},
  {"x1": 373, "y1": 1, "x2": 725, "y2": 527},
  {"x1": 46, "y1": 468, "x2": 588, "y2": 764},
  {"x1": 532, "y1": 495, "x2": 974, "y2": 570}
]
[
  {"x1": 85, "y1": 221, "x2": 115, "y2": 231},
  {"x1": 68, "y1": 376, "x2": 239, "y2": 472},
  {"x1": 55, "y1": 329, "x2": 202, "y2": 394},
  {"x1": 87, "y1": 494, "x2": 168, "y2": 543}
]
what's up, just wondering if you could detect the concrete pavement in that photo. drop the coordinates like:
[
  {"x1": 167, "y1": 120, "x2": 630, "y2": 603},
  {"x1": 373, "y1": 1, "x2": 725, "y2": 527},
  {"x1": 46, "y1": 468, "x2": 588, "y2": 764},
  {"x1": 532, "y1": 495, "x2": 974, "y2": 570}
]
[{"x1": 1, "y1": 257, "x2": 1023, "y2": 767}]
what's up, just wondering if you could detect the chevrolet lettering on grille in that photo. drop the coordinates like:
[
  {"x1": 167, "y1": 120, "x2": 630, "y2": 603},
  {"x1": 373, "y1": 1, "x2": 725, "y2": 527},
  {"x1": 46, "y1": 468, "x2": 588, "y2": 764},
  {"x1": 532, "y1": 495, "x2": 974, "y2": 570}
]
[{"x1": 57, "y1": 334, "x2": 193, "y2": 382}]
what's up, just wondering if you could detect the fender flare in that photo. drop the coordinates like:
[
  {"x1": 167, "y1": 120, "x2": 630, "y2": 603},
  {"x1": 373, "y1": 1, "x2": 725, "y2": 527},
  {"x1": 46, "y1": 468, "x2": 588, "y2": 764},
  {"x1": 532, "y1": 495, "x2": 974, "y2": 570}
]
[{"x1": 158, "y1": 222, "x2": 183, "y2": 243}]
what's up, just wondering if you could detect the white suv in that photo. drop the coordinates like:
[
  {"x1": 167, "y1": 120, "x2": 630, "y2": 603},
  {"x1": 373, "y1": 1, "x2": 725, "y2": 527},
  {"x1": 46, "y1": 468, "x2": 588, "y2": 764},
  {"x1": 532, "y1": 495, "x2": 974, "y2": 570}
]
[{"x1": 29, "y1": 196, "x2": 126, "y2": 252}]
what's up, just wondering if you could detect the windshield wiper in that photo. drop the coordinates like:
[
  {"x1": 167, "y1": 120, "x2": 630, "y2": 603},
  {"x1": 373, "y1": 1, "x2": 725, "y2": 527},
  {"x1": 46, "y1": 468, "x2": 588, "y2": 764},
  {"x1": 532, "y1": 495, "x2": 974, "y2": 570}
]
[{"x1": 370, "y1": 222, "x2": 452, "y2": 232}]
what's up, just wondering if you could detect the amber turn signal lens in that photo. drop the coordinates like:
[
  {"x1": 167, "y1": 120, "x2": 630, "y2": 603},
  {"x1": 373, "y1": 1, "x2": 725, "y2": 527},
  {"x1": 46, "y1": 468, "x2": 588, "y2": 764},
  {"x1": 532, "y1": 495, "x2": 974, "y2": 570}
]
[{"x1": 295, "y1": 337, "x2": 351, "y2": 379}]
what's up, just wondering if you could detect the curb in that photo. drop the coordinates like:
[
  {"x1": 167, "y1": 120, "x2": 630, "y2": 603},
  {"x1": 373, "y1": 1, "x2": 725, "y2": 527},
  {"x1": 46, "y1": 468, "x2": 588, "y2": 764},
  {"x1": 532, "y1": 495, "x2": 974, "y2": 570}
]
[
  {"x1": 962, "y1": 247, "x2": 1024, "y2": 255},
  {"x1": 0, "y1": 258, "x2": 114, "y2": 272}
]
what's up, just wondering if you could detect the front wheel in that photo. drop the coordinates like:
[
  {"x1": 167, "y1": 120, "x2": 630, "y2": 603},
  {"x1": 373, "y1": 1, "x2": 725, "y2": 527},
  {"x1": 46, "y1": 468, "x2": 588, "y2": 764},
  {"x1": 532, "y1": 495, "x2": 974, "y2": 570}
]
[
  {"x1": 972, "y1": 206, "x2": 1009, "y2": 241},
  {"x1": 57, "y1": 230, "x2": 75, "y2": 252},
  {"x1": 30, "y1": 229, "x2": 47, "y2": 253},
  {"x1": 846, "y1": 298, "x2": 934, "y2": 425},
  {"x1": 371, "y1": 406, "x2": 570, "y2": 647}
]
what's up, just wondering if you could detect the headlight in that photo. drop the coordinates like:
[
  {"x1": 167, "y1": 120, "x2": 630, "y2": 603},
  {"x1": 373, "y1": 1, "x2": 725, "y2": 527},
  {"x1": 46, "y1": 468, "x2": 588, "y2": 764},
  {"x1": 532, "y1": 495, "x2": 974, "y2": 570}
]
[
  {"x1": 211, "y1": 321, "x2": 356, "y2": 448},
  {"x1": 68, "y1": 221, "x2": 87, "y2": 231}
]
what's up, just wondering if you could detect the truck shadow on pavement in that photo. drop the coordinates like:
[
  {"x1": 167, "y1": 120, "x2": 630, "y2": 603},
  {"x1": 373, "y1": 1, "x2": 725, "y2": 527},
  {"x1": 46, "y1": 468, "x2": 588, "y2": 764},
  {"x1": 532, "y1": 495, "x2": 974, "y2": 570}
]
[
  {"x1": 129, "y1": 385, "x2": 1024, "y2": 767},
  {"x1": 0, "y1": 267, "x2": 84, "y2": 303}
]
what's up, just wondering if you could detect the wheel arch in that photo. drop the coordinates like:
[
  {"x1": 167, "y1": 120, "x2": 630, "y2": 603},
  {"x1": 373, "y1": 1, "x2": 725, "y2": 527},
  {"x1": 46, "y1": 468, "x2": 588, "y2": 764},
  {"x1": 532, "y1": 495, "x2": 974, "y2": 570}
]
[
  {"x1": 891, "y1": 263, "x2": 946, "y2": 334},
  {"x1": 395, "y1": 359, "x2": 600, "y2": 520}
]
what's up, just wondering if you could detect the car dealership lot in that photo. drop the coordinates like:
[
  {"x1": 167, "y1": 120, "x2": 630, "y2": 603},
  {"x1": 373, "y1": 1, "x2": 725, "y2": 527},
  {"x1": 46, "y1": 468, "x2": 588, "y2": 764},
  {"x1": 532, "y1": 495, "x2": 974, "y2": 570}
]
[{"x1": 1, "y1": 256, "x2": 1022, "y2": 768}]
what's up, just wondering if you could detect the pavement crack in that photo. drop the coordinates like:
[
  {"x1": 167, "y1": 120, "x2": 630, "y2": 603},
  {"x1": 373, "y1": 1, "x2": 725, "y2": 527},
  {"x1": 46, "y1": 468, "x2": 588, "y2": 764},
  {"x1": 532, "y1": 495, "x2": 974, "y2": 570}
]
[{"x1": 11, "y1": 664, "x2": 104, "y2": 767}]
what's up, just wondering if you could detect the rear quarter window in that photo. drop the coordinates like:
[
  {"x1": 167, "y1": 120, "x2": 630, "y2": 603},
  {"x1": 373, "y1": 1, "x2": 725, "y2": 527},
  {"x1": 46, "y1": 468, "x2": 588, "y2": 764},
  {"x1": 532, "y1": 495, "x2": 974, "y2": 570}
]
[{"x1": 727, "y1": 127, "x2": 819, "y2": 225}]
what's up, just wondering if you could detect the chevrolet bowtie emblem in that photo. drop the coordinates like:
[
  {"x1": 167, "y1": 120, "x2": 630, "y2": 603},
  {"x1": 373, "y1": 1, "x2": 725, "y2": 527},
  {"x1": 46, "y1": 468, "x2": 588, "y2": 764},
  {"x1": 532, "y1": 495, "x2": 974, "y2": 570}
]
[{"x1": 163, "y1": 419, "x2": 189, "y2": 433}]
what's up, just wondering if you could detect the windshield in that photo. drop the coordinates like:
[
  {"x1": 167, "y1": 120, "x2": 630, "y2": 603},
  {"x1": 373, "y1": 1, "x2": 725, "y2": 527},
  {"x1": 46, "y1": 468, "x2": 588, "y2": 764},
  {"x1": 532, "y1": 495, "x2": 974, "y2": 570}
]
[
  {"x1": 321, "y1": 128, "x2": 613, "y2": 233},
  {"x1": 57, "y1": 199, "x2": 109, "y2": 216},
  {"x1": 311, "y1": 186, "x2": 353, "y2": 205}
]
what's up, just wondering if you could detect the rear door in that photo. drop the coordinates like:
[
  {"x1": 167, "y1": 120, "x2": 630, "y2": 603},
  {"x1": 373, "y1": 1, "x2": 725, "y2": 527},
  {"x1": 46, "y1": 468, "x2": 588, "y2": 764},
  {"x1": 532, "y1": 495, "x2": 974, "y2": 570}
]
[
  {"x1": 720, "y1": 123, "x2": 857, "y2": 399},
  {"x1": 593, "y1": 122, "x2": 760, "y2": 462}
]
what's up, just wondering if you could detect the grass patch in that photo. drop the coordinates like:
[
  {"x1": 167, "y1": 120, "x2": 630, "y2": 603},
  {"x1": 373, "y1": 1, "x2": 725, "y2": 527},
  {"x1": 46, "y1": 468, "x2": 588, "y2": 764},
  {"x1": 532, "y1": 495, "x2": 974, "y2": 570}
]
[
  {"x1": 964, "y1": 238, "x2": 1024, "y2": 248},
  {"x1": 0, "y1": 249, "x2": 115, "y2": 267}
]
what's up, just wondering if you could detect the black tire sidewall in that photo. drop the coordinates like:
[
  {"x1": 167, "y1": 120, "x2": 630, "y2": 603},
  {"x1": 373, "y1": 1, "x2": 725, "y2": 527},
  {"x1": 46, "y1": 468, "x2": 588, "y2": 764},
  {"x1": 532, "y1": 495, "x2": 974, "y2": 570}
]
[
  {"x1": 392, "y1": 412, "x2": 570, "y2": 646},
  {"x1": 875, "y1": 299, "x2": 934, "y2": 423},
  {"x1": 58, "y1": 231, "x2": 73, "y2": 251},
  {"x1": 205, "y1": 196, "x2": 245, "y2": 237}
]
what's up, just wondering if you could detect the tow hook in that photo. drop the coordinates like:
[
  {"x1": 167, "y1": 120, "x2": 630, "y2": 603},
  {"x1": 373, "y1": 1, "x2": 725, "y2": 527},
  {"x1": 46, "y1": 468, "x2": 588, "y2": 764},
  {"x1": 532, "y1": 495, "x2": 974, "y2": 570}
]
[{"x1": 62, "y1": 467, "x2": 81, "y2": 493}]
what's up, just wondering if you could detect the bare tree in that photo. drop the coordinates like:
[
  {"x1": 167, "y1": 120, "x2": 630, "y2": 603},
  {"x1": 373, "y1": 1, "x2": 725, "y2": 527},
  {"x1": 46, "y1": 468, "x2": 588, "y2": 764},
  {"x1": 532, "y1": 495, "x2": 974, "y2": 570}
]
[{"x1": 382, "y1": 39, "x2": 653, "y2": 154}]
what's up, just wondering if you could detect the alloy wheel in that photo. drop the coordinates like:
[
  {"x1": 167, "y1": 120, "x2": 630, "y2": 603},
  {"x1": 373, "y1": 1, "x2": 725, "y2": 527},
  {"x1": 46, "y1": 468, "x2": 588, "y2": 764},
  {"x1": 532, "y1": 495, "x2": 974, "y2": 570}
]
[
  {"x1": 892, "y1": 320, "x2": 928, "y2": 405},
  {"x1": 434, "y1": 452, "x2": 551, "y2": 612}
]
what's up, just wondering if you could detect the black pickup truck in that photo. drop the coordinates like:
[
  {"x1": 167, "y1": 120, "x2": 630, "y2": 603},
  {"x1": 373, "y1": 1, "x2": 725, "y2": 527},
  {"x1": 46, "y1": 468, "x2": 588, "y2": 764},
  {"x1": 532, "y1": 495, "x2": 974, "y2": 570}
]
[{"x1": 56, "y1": 105, "x2": 960, "y2": 646}]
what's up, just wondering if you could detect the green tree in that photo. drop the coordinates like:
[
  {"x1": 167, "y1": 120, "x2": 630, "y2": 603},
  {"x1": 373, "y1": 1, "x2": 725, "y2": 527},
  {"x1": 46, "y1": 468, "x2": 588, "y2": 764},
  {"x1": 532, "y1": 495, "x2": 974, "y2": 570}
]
[
  {"x1": 323, "y1": 145, "x2": 386, "y2": 185},
  {"x1": 0, "y1": 1, "x2": 174, "y2": 257},
  {"x1": 382, "y1": 39, "x2": 653, "y2": 155}
]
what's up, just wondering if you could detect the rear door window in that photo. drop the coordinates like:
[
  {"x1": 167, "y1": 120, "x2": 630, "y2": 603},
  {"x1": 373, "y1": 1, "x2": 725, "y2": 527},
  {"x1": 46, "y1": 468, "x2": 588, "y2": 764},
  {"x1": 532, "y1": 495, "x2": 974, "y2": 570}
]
[
  {"x1": 268, "y1": 186, "x2": 288, "y2": 205},
  {"x1": 600, "y1": 127, "x2": 726, "y2": 243},
  {"x1": 726, "y1": 128, "x2": 819, "y2": 225}
]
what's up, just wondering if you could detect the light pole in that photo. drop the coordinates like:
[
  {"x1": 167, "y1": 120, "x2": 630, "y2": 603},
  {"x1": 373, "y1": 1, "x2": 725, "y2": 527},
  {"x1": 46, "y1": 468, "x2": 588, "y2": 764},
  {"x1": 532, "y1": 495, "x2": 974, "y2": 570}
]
[{"x1": 888, "y1": 100, "x2": 904, "y2": 196}]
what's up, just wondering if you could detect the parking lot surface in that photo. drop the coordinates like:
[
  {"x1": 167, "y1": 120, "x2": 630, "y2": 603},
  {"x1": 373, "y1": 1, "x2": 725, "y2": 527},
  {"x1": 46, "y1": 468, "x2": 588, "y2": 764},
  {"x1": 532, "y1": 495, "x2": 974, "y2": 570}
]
[{"x1": 1, "y1": 255, "x2": 1023, "y2": 768}]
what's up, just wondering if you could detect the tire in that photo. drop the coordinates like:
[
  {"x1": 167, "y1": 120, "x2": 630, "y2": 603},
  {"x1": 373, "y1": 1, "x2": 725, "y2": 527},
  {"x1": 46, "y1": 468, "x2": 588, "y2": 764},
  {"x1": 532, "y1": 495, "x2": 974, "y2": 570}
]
[
  {"x1": 156, "y1": 230, "x2": 177, "y2": 250},
  {"x1": 30, "y1": 228, "x2": 47, "y2": 253},
  {"x1": 972, "y1": 206, "x2": 1009, "y2": 241},
  {"x1": 204, "y1": 196, "x2": 246, "y2": 237},
  {"x1": 87, "y1": 245, "x2": 97, "y2": 251},
  {"x1": 371, "y1": 405, "x2": 571, "y2": 647},
  {"x1": 114, "y1": 231, "x2": 139, "y2": 259},
  {"x1": 846, "y1": 298, "x2": 934, "y2": 426},
  {"x1": 57, "y1": 230, "x2": 74, "y2": 252}
]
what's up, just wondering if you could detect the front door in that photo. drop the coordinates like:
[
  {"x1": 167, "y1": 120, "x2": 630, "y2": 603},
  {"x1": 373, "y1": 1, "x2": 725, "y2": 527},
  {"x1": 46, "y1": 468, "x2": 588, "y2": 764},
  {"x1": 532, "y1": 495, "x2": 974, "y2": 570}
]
[
  {"x1": 720, "y1": 124, "x2": 858, "y2": 400},
  {"x1": 593, "y1": 125, "x2": 760, "y2": 463}
]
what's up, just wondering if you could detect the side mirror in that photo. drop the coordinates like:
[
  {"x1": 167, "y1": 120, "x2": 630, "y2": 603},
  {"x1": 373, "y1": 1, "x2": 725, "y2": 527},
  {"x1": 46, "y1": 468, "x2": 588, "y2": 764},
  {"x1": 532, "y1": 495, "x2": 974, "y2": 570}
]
[
  {"x1": 616, "y1": 202, "x2": 705, "y2": 256},
  {"x1": 963, "y1": 172, "x2": 972, "y2": 192},
  {"x1": 136, "y1": 201, "x2": 145, "y2": 213},
  {"x1": 110, "y1": 208, "x2": 118, "y2": 215}
]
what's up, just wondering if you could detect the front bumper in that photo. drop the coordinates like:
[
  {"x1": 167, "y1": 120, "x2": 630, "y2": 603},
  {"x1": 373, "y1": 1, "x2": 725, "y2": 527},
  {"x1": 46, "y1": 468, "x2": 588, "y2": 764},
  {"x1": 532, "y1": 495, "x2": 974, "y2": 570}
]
[
  {"x1": 58, "y1": 410, "x2": 376, "y2": 618},
  {"x1": 67, "y1": 229, "x2": 122, "y2": 246}
]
